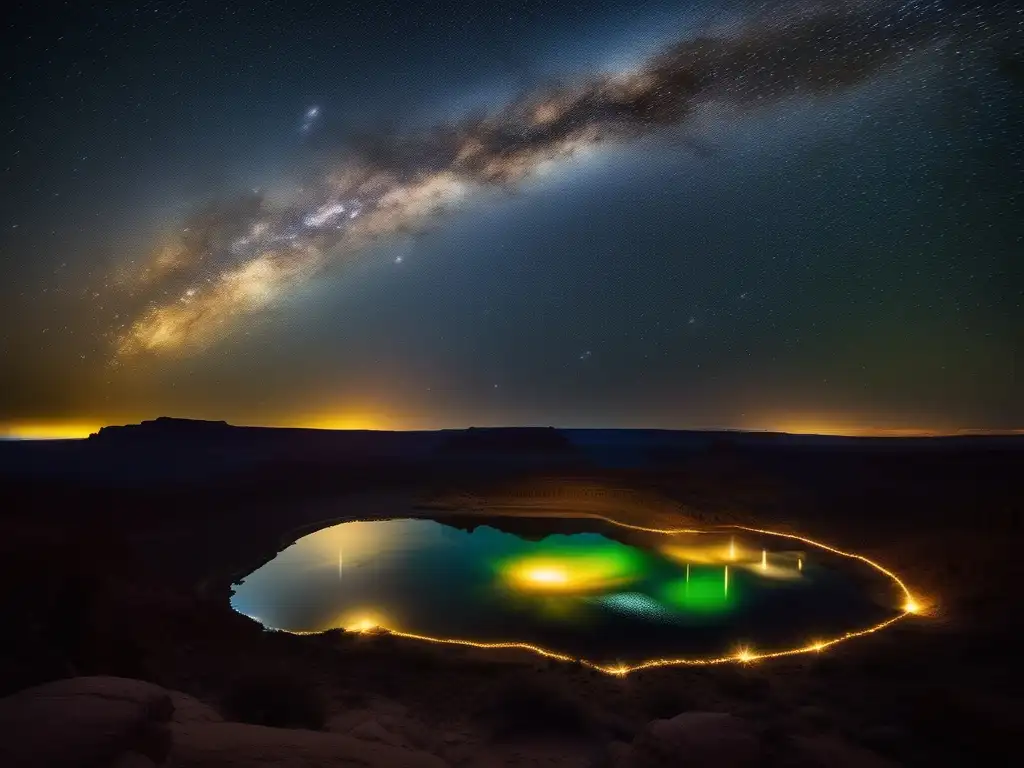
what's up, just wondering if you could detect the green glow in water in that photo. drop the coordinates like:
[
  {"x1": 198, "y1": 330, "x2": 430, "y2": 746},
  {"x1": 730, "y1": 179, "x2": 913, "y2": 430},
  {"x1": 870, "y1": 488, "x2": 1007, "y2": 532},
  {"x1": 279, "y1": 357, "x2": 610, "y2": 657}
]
[
  {"x1": 497, "y1": 536, "x2": 649, "y2": 592},
  {"x1": 661, "y1": 566, "x2": 737, "y2": 613}
]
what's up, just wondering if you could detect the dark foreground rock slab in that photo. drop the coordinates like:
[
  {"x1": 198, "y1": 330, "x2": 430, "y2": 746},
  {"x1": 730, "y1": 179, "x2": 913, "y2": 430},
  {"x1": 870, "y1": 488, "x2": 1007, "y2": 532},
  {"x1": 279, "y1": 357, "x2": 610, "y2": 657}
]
[
  {"x1": 0, "y1": 676, "x2": 173, "y2": 768},
  {"x1": 169, "y1": 721, "x2": 449, "y2": 768}
]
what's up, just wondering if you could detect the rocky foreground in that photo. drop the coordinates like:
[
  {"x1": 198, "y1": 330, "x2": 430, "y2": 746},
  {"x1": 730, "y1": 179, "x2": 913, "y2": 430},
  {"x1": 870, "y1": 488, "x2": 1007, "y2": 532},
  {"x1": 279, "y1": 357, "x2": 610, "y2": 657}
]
[{"x1": 0, "y1": 675, "x2": 902, "y2": 768}]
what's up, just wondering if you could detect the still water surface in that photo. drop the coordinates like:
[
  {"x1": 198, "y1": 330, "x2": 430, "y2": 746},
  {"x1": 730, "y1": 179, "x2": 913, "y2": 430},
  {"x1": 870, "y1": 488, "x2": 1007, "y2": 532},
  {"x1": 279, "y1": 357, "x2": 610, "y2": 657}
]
[{"x1": 231, "y1": 517, "x2": 899, "y2": 663}]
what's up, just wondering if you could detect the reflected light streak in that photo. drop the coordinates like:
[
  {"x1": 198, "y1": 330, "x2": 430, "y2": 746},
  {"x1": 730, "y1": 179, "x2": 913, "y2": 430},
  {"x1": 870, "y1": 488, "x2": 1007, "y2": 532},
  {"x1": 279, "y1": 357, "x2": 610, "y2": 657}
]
[{"x1": 661, "y1": 537, "x2": 752, "y2": 565}]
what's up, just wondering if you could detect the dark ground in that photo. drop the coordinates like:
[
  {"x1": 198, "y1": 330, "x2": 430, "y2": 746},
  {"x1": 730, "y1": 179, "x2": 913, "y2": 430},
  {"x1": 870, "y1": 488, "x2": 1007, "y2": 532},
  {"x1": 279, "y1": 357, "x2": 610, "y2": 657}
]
[{"x1": 1, "y1": 422, "x2": 1021, "y2": 766}]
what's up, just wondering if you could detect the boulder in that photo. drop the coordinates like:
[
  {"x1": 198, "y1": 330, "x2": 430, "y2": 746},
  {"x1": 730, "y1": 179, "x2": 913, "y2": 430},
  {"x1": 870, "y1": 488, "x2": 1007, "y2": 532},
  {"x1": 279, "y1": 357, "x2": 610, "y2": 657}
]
[
  {"x1": 0, "y1": 676, "x2": 173, "y2": 768},
  {"x1": 348, "y1": 718, "x2": 410, "y2": 748},
  {"x1": 168, "y1": 691, "x2": 223, "y2": 724},
  {"x1": 623, "y1": 712, "x2": 760, "y2": 768},
  {"x1": 326, "y1": 698, "x2": 437, "y2": 751},
  {"x1": 169, "y1": 721, "x2": 449, "y2": 768}
]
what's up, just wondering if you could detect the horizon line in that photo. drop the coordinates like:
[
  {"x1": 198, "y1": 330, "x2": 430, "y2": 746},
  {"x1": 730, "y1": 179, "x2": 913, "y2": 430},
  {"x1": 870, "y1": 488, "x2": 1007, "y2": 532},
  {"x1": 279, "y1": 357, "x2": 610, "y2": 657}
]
[{"x1": 3, "y1": 417, "x2": 1023, "y2": 441}]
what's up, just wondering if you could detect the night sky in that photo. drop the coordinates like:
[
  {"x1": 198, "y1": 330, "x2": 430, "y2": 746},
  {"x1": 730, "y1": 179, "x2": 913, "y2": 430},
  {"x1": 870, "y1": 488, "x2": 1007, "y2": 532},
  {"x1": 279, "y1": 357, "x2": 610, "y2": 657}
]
[{"x1": 2, "y1": 0, "x2": 1022, "y2": 437}]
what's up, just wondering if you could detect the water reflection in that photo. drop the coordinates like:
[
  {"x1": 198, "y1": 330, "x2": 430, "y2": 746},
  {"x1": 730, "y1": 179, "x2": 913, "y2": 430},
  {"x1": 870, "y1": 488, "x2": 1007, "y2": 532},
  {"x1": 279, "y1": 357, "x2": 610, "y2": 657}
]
[{"x1": 231, "y1": 517, "x2": 899, "y2": 663}]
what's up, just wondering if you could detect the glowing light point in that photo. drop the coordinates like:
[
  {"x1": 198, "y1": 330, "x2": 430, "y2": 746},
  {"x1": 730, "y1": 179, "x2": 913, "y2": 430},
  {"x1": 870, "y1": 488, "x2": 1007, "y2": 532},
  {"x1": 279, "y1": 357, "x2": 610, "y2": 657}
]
[
  {"x1": 761, "y1": 549, "x2": 768, "y2": 570},
  {"x1": 904, "y1": 598, "x2": 921, "y2": 614},
  {"x1": 723, "y1": 565, "x2": 729, "y2": 596},
  {"x1": 524, "y1": 567, "x2": 568, "y2": 586},
  {"x1": 798, "y1": 557, "x2": 803, "y2": 571},
  {"x1": 736, "y1": 647, "x2": 754, "y2": 663},
  {"x1": 347, "y1": 617, "x2": 379, "y2": 633}
]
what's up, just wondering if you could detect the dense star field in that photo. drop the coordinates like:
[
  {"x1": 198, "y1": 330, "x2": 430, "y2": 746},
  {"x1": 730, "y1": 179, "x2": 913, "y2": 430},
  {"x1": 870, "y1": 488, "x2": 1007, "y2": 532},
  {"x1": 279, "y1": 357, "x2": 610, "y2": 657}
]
[{"x1": 2, "y1": 0, "x2": 1022, "y2": 436}]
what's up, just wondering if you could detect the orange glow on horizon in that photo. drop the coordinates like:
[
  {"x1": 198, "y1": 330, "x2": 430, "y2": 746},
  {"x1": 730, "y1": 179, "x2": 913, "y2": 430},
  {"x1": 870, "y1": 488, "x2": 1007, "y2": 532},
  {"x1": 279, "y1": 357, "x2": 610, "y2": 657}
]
[
  {"x1": 0, "y1": 421, "x2": 104, "y2": 440},
  {"x1": 754, "y1": 416, "x2": 1024, "y2": 437},
  {"x1": 299, "y1": 413, "x2": 393, "y2": 431},
  {"x1": 3, "y1": 412, "x2": 1021, "y2": 439}
]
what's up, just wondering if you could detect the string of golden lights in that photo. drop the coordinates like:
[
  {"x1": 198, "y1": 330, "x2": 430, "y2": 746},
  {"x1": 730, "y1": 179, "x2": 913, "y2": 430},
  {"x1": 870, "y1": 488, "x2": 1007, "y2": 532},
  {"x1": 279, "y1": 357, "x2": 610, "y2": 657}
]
[{"x1": 262, "y1": 514, "x2": 925, "y2": 675}]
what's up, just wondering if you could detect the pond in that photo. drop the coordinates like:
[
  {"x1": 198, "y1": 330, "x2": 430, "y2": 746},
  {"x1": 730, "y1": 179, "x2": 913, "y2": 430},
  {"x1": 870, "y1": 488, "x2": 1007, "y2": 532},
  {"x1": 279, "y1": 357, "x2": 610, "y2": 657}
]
[{"x1": 230, "y1": 516, "x2": 909, "y2": 669}]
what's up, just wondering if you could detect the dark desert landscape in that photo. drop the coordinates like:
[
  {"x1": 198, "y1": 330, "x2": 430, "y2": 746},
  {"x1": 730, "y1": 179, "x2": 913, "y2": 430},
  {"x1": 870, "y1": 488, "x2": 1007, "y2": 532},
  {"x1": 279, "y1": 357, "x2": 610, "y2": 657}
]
[{"x1": 1, "y1": 420, "x2": 1022, "y2": 766}]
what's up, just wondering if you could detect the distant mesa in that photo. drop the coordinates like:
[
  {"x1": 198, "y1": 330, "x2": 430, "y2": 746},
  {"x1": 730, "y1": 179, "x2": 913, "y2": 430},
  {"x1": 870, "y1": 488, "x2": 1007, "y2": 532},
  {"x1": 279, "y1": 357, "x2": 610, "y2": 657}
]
[
  {"x1": 438, "y1": 426, "x2": 578, "y2": 455},
  {"x1": 90, "y1": 416, "x2": 233, "y2": 440}
]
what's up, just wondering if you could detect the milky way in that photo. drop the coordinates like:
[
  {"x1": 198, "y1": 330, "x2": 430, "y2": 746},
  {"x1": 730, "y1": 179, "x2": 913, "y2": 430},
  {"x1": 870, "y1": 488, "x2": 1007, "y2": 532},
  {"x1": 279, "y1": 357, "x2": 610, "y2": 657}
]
[{"x1": 109, "y1": 0, "x2": 990, "y2": 358}]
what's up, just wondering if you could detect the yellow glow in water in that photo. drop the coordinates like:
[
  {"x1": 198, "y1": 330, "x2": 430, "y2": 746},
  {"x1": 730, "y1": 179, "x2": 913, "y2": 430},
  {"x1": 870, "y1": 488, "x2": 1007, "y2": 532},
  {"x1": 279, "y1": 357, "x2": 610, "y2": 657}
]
[
  {"x1": 762, "y1": 549, "x2": 767, "y2": 570},
  {"x1": 501, "y1": 546, "x2": 642, "y2": 593},
  {"x1": 524, "y1": 567, "x2": 569, "y2": 585},
  {"x1": 724, "y1": 565, "x2": 729, "y2": 595},
  {"x1": 662, "y1": 536, "x2": 746, "y2": 566}
]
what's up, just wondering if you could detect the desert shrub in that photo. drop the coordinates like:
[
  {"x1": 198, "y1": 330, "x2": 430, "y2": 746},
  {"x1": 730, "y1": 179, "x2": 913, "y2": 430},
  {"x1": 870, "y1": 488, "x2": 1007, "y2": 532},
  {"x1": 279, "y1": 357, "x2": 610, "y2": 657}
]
[
  {"x1": 221, "y1": 671, "x2": 328, "y2": 730},
  {"x1": 480, "y1": 676, "x2": 594, "y2": 738}
]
